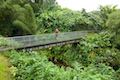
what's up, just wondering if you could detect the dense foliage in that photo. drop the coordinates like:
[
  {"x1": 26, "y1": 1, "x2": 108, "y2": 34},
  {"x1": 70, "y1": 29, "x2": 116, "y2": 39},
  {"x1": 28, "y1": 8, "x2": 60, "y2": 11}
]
[
  {"x1": 0, "y1": 0, "x2": 57, "y2": 36},
  {"x1": 106, "y1": 10, "x2": 120, "y2": 47},
  {"x1": 6, "y1": 50, "x2": 118, "y2": 80},
  {"x1": 37, "y1": 9, "x2": 103, "y2": 33},
  {"x1": 0, "y1": 0, "x2": 37, "y2": 36}
]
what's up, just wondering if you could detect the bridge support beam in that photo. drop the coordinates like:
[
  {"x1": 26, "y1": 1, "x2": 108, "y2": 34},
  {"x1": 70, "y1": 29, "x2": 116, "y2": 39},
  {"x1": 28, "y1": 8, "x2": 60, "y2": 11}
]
[{"x1": 72, "y1": 42, "x2": 79, "y2": 48}]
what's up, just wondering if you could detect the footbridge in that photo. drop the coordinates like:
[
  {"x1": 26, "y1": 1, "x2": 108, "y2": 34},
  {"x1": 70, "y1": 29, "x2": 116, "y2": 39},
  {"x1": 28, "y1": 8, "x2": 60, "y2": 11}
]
[{"x1": 0, "y1": 31, "x2": 93, "y2": 51}]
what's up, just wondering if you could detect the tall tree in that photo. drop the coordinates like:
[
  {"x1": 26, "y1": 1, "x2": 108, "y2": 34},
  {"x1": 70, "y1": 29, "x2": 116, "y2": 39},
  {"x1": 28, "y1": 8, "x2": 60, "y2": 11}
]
[
  {"x1": 106, "y1": 10, "x2": 120, "y2": 47},
  {"x1": 29, "y1": 0, "x2": 57, "y2": 13},
  {"x1": 99, "y1": 5, "x2": 117, "y2": 28},
  {"x1": 0, "y1": 0, "x2": 37, "y2": 36}
]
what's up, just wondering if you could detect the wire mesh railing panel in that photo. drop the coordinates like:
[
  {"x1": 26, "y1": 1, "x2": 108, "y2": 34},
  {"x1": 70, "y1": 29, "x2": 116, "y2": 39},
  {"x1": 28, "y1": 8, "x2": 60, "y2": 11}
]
[{"x1": 0, "y1": 31, "x2": 90, "y2": 50}]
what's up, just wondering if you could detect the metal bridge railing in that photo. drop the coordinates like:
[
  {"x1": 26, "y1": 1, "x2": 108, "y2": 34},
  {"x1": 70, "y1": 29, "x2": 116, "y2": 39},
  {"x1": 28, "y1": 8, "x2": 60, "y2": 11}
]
[{"x1": 0, "y1": 31, "x2": 90, "y2": 50}]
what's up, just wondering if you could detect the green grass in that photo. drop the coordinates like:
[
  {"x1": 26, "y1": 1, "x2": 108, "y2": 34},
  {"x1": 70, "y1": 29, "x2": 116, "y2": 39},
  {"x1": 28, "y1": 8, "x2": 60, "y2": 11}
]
[{"x1": 0, "y1": 55, "x2": 11, "y2": 80}]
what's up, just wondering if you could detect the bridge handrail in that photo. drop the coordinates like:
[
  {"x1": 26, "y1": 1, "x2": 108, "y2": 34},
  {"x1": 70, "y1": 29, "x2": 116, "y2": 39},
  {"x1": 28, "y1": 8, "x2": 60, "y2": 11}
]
[{"x1": 0, "y1": 31, "x2": 94, "y2": 51}]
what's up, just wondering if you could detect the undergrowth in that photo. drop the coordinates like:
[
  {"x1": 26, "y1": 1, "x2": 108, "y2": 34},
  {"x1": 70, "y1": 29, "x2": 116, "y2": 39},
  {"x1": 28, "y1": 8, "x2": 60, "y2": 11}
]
[{"x1": 0, "y1": 54, "x2": 11, "y2": 80}]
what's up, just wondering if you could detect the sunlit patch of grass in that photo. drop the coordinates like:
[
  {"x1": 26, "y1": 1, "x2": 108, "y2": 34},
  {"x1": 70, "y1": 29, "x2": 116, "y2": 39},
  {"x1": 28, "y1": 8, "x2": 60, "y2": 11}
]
[{"x1": 0, "y1": 54, "x2": 11, "y2": 80}]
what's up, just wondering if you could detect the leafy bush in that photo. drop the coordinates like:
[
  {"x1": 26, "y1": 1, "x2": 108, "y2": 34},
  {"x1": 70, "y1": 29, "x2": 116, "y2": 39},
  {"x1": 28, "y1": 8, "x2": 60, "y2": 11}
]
[
  {"x1": 36, "y1": 8, "x2": 101, "y2": 33},
  {"x1": 80, "y1": 31, "x2": 112, "y2": 52},
  {"x1": 99, "y1": 5, "x2": 117, "y2": 20},
  {"x1": 78, "y1": 32, "x2": 120, "y2": 69},
  {"x1": 7, "y1": 50, "x2": 118, "y2": 80},
  {"x1": 106, "y1": 10, "x2": 120, "y2": 46}
]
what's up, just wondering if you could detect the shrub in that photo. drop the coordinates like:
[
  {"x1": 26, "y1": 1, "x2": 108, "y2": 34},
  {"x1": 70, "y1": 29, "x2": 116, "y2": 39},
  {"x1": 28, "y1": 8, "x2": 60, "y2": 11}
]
[
  {"x1": 36, "y1": 9, "x2": 101, "y2": 33},
  {"x1": 7, "y1": 50, "x2": 118, "y2": 80},
  {"x1": 106, "y1": 10, "x2": 120, "y2": 47}
]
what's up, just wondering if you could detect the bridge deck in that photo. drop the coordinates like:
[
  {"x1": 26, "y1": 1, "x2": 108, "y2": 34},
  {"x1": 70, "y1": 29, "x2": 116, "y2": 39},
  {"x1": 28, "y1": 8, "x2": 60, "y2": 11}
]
[{"x1": 0, "y1": 31, "x2": 90, "y2": 51}]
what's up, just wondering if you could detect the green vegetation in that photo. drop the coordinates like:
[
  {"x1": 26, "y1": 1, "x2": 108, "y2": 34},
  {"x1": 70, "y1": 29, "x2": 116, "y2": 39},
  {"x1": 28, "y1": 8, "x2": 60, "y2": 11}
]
[
  {"x1": 6, "y1": 50, "x2": 118, "y2": 80},
  {"x1": 0, "y1": 54, "x2": 11, "y2": 80},
  {"x1": 0, "y1": 0, "x2": 120, "y2": 80},
  {"x1": 37, "y1": 8, "x2": 102, "y2": 33},
  {"x1": 106, "y1": 10, "x2": 120, "y2": 47}
]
